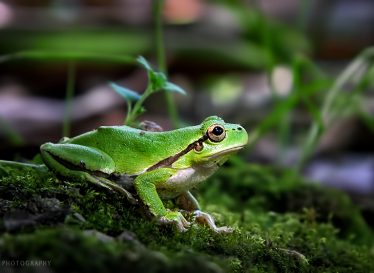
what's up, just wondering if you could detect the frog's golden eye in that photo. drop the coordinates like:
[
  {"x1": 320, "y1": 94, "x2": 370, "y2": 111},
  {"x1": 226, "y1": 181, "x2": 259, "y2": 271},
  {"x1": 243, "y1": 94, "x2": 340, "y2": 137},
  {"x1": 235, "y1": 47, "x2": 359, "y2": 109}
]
[{"x1": 207, "y1": 124, "x2": 226, "y2": 142}]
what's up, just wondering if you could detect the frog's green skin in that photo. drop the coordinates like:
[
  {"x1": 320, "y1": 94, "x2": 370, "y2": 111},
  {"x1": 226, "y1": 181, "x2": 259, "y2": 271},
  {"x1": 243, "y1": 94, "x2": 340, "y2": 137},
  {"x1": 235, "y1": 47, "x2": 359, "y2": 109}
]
[{"x1": 40, "y1": 116, "x2": 248, "y2": 232}]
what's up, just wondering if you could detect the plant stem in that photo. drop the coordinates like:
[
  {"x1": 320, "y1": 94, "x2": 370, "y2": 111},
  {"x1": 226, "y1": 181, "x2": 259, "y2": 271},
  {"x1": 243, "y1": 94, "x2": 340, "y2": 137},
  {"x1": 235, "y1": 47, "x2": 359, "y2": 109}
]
[
  {"x1": 154, "y1": 0, "x2": 166, "y2": 74},
  {"x1": 63, "y1": 62, "x2": 76, "y2": 137},
  {"x1": 124, "y1": 102, "x2": 132, "y2": 125},
  {"x1": 126, "y1": 86, "x2": 153, "y2": 126},
  {"x1": 153, "y1": 0, "x2": 180, "y2": 128},
  {"x1": 297, "y1": 0, "x2": 312, "y2": 32},
  {"x1": 0, "y1": 117, "x2": 24, "y2": 146}
]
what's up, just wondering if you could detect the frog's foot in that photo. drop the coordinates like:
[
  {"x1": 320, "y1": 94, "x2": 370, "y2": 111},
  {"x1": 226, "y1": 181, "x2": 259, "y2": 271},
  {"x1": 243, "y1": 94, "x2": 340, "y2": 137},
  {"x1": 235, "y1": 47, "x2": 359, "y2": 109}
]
[
  {"x1": 89, "y1": 175, "x2": 138, "y2": 205},
  {"x1": 193, "y1": 210, "x2": 233, "y2": 233},
  {"x1": 159, "y1": 210, "x2": 191, "y2": 232}
]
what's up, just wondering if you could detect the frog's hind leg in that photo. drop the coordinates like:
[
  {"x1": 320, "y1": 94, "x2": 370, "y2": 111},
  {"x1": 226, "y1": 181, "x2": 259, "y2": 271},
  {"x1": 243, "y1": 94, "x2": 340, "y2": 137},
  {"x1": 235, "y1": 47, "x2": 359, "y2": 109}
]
[{"x1": 40, "y1": 143, "x2": 137, "y2": 204}]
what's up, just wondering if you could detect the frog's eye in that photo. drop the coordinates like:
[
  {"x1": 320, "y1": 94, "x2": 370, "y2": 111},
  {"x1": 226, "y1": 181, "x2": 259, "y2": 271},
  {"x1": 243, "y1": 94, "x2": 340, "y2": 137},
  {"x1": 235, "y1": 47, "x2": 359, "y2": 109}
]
[{"x1": 207, "y1": 124, "x2": 226, "y2": 142}]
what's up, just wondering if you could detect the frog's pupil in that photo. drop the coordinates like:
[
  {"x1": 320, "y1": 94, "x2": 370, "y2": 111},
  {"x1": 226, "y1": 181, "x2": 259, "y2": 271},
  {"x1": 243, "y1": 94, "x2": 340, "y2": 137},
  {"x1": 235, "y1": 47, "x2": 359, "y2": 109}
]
[{"x1": 213, "y1": 126, "x2": 223, "y2": 136}]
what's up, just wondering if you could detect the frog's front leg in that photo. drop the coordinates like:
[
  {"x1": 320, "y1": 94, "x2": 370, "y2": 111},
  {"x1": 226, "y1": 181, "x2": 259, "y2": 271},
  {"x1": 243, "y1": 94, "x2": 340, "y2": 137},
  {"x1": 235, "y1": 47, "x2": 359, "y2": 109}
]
[
  {"x1": 40, "y1": 143, "x2": 137, "y2": 204},
  {"x1": 176, "y1": 191, "x2": 233, "y2": 233},
  {"x1": 134, "y1": 169, "x2": 190, "y2": 232}
]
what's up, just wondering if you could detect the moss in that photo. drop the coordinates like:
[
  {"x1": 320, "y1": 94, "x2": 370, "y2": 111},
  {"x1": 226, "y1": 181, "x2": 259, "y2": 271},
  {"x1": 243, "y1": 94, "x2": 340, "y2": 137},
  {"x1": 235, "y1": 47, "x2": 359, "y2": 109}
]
[
  {"x1": 200, "y1": 163, "x2": 374, "y2": 244},
  {"x1": 0, "y1": 162, "x2": 373, "y2": 273},
  {"x1": 0, "y1": 227, "x2": 223, "y2": 273}
]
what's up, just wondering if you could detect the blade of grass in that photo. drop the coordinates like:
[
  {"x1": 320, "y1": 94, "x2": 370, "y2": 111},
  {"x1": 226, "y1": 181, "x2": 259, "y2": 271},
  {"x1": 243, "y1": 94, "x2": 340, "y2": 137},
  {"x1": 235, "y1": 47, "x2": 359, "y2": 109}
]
[
  {"x1": 153, "y1": 0, "x2": 180, "y2": 128},
  {"x1": 63, "y1": 62, "x2": 76, "y2": 137},
  {"x1": 297, "y1": 47, "x2": 374, "y2": 171},
  {"x1": 248, "y1": 79, "x2": 329, "y2": 171},
  {"x1": 248, "y1": 78, "x2": 329, "y2": 147},
  {"x1": 0, "y1": 51, "x2": 136, "y2": 64},
  {"x1": 275, "y1": 55, "x2": 326, "y2": 164},
  {"x1": 297, "y1": 0, "x2": 312, "y2": 32}
]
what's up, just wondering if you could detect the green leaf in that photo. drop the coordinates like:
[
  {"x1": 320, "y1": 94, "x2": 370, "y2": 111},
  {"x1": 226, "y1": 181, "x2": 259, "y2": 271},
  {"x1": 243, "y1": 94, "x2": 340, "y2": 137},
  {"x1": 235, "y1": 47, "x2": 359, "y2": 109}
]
[
  {"x1": 136, "y1": 56, "x2": 186, "y2": 95},
  {"x1": 137, "y1": 56, "x2": 152, "y2": 71},
  {"x1": 109, "y1": 82, "x2": 141, "y2": 102},
  {"x1": 149, "y1": 71, "x2": 167, "y2": 90},
  {"x1": 163, "y1": 82, "x2": 186, "y2": 95}
]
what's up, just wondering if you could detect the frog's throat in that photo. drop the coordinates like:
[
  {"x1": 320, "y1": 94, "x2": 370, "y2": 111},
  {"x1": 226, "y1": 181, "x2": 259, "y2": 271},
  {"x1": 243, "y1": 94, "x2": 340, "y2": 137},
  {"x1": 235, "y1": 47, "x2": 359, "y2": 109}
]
[
  {"x1": 204, "y1": 146, "x2": 244, "y2": 160},
  {"x1": 147, "y1": 133, "x2": 209, "y2": 172}
]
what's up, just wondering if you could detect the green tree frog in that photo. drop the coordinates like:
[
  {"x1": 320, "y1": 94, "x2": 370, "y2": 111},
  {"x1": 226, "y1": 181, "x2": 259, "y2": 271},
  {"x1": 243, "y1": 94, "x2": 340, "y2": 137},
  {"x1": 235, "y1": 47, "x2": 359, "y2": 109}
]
[{"x1": 40, "y1": 116, "x2": 248, "y2": 232}]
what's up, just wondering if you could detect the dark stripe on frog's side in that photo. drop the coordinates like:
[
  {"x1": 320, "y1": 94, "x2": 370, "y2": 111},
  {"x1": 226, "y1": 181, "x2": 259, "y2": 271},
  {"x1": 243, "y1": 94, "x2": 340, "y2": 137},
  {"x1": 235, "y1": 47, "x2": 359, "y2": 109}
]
[
  {"x1": 45, "y1": 149, "x2": 137, "y2": 186},
  {"x1": 44, "y1": 151, "x2": 110, "y2": 178},
  {"x1": 146, "y1": 133, "x2": 209, "y2": 171}
]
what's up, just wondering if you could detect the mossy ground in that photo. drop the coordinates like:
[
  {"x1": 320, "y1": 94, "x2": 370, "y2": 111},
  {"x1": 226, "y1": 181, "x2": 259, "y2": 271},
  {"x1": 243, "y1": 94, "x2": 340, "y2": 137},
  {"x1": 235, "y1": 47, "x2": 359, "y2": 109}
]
[{"x1": 0, "y1": 158, "x2": 373, "y2": 273}]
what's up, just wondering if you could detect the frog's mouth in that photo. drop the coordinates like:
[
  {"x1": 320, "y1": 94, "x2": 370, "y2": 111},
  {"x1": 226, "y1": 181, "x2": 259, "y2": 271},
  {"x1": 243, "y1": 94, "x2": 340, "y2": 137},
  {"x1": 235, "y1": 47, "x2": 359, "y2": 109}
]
[{"x1": 205, "y1": 145, "x2": 245, "y2": 159}]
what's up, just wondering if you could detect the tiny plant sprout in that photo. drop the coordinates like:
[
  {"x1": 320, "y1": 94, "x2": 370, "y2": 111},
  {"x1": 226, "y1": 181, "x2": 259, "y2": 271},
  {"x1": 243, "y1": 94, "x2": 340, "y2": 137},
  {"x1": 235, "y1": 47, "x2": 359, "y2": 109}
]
[
  {"x1": 136, "y1": 56, "x2": 186, "y2": 95},
  {"x1": 110, "y1": 56, "x2": 186, "y2": 126}
]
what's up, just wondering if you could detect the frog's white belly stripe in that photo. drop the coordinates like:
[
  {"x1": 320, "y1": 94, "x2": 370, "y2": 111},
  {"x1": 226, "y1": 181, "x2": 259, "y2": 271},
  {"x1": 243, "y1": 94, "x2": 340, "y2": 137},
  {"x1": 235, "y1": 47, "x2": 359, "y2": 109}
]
[{"x1": 158, "y1": 166, "x2": 219, "y2": 198}]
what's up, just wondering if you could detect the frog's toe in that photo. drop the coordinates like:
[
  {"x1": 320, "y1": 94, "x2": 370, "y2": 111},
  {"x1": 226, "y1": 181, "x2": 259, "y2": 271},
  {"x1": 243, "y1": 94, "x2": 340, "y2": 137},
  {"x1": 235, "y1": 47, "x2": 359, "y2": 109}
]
[
  {"x1": 213, "y1": 226, "x2": 234, "y2": 234},
  {"x1": 94, "y1": 176, "x2": 138, "y2": 204},
  {"x1": 174, "y1": 220, "x2": 189, "y2": 232},
  {"x1": 178, "y1": 215, "x2": 191, "y2": 231},
  {"x1": 193, "y1": 210, "x2": 233, "y2": 233},
  {"x1": 113, "y1": 185, "x2": 138, "y2": 204},
  {"x1": 159, "y1": 211, "x2": 191, "y2": 232},
  {"x1": 124, "y1": 192, "x2": 138, "y2": 205}
]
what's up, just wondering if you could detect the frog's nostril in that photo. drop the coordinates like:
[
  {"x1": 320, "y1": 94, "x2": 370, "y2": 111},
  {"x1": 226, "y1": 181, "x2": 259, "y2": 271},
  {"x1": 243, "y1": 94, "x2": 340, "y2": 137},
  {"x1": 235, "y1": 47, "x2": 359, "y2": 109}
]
[{"x1": 237, "y1": 127, "x2": 243, "y2": 131}]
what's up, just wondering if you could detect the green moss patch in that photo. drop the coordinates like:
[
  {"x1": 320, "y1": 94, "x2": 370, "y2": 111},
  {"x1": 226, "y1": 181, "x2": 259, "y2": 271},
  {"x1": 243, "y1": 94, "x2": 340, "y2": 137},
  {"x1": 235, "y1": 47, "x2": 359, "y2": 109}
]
[{"x1": 0, "y1": 162, "x2": 373, "y2": 273}]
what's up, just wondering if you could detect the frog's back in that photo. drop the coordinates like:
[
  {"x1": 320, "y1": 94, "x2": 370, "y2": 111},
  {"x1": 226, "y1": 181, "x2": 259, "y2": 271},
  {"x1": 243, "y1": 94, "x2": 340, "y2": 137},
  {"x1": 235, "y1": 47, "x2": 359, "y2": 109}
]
[{"x1": 68, "y1": 125, "x2": 201, "y2": 174}]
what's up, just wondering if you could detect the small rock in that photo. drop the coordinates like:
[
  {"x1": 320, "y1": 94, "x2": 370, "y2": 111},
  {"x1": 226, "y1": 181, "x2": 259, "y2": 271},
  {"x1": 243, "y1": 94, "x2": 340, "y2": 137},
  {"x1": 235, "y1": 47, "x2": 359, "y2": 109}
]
[
  {"x1": 117, "y1": 230, "x2": 145, "y2": 249},
  {"x1": 83, "y1": 230, "x2": 114, "y2": 242},
  {"x1": 4, "y1": 210, "x2": 36, "y2": 231}
]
